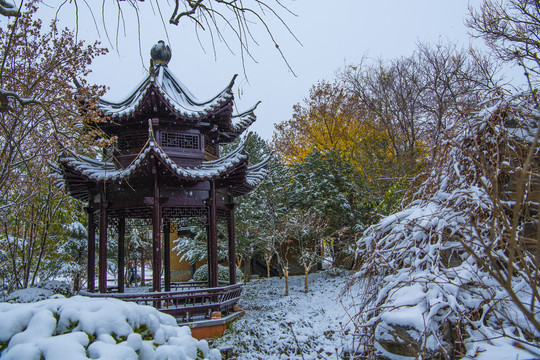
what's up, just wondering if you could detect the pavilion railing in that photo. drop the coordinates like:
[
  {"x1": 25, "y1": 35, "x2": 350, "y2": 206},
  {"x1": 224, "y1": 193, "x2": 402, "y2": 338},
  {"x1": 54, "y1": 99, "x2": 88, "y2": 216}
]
[{"x1": 82, "y1": 283, "x2": 243, "y2": 322}]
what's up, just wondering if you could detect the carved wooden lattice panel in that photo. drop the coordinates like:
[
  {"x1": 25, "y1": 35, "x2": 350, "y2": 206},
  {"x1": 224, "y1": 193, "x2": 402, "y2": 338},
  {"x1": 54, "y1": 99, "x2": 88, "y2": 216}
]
[
  {"x1": 162, "y1": 206, "x2": 207, "y2": 220},
  {"x1": 107, "y1": 207, "x2": 153, "y2": 220},
  {"x1": 161, "y1": 133, "x2": 200, "y2": 150},
  {"x1": 117, "y1": 133, "x2": 148, "y2": 150}
]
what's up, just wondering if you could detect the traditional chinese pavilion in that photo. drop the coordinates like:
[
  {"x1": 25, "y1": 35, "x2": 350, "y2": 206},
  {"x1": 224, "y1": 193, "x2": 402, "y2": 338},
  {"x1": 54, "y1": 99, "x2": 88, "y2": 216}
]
[{"x1": 55, "y1": 41, "x2": 270, "y2": 304}]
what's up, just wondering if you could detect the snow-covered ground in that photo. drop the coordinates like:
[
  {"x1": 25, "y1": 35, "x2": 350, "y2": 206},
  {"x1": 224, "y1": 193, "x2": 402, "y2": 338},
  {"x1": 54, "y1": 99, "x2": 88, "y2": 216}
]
[
  {"x1": 213, "y1": 272, "x2": 360, "y2": 359},
  {"x1": 214, "y1": 271, "x2": 537, "y2": 360}
]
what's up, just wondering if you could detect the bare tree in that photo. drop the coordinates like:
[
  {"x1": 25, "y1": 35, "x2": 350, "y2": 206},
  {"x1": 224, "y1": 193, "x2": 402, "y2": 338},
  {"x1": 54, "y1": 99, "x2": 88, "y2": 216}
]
[
  {"x1": 287, "y1": 210, "x2": 324, "y2": 293},
  {"x1": 341, "y1": 43, "x2": 501, "y2": 167},
  {"x1": 468, "y1": 0, "x2": 540, "y2": 81}
]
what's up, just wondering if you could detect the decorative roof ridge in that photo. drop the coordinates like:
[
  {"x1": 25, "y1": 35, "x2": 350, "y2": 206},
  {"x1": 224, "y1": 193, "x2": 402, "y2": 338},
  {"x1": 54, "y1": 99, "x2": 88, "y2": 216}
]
[
  {"x1": 60, "y1": 150, "x2": 117, "y2": 171},
  {"x1": 99, "y1": 75, "x2": 150, "y2": 108},
  {"x1": 160, "y1": 67, "x2": 236, "y2": 105},
  {"x1": 229, "y1": 101, "x2": 261, "y2": 134},
  {"x1": 204, "y1": 132, "x2": 251, "y2": 165},
  {"x1": 232, "y1": 101, "x2": 261, "y2": 118},
  {"x1": 247, "y1": 151, "x2": 273, "y2": 171},
  {"x1": 98, "y1": 76, "x2": 153, "y2": 118}
]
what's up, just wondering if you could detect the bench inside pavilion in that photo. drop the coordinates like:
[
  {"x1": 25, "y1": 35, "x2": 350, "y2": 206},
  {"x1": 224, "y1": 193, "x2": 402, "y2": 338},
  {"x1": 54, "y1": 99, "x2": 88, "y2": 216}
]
[{"x1": 54, "y1": 41, "x2": 271, "y2": 322}]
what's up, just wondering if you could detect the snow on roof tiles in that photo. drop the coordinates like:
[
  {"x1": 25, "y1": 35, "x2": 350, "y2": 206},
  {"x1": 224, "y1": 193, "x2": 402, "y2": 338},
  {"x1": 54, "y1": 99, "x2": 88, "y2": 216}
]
[
  {"x1": 230, "y1": 101, "x2": 261, "y2": 133},
  {"x1": 98, "y1": 65, "x2": 235, "y2": 119},
  {"x1": 59, "y1": 135, "x2": 250, "y2": 183}
]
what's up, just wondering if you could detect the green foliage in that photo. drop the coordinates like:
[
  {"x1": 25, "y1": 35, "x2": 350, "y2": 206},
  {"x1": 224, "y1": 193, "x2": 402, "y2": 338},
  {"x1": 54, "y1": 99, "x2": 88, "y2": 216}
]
[
  {"x1": 376, "y1": 176, "x2": 409, "y2": 216},
  {"x1": 133, "y1": 324, "x2": 153, "y2": 341},
  {"x1": 223, "y1": 134, "x2": 289, "y2": 264},
  {"x1": 173, "y1": 219, "x2": 229, "y2": 265},
  {"x1": 197, "y1": 349, "x2": 204, "y2": 360},
  {"x1": 284, "y1": 150, "x2": 371, "y2": 233}
]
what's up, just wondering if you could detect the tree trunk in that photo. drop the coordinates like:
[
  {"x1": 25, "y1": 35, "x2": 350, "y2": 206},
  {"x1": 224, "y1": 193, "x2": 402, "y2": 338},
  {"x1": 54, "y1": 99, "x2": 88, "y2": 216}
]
[
  {"x1": 284, "y1": 267, "x2": 289, "y2": 296},
  {"x1": 73, "y1": 272, "x2": 80, "y2": 293},
  {"x1": 243, "y1": 256, "x2": 251, "y2": 282},
  {"x1": 304, "y1": 264, "x2": 312, "y2": 293},
  {"x1": 266, "y1": 259, "x2": 271, "y2": 278},
  {"x1": 265, "y1": 252, "x2": 272, "y2": 278},
  {"x1": 236, "y1": 254, "x2": 243, "y2": 271}
]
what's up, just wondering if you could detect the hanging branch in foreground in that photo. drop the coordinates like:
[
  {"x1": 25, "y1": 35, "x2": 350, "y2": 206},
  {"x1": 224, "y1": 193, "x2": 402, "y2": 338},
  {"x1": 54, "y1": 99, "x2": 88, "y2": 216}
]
[
  {"x1": 0, "y1": 0, "x2": 19, "y2": 17},
  {"x1": 104, "y1": 0, "x2": 300, "y2": 76}
]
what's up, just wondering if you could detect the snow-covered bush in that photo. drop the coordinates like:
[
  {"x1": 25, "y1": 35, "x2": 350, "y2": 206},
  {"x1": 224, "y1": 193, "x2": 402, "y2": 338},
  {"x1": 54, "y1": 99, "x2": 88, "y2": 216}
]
[
  {"x1": 350, "y1": 93, "x2": 540, "y2": 359},
  {"x1": 0, "y1": 296, "x2": 221, "y2": 360},
  {"x1": 3, "y1": 287, "x2": 55, "y2": 304},
  {"x1": 192, "y1": 264, "x2": 244, "y2": 283},
  {"x1": 35, "y1": 280, "x2": 72, "y2": 297},
  {"x1": 325, "y1": 267, "x2": 345, "y2": 277},
  {"x1": 3, "y1": 280, "x2": 72, "y2": 304}
]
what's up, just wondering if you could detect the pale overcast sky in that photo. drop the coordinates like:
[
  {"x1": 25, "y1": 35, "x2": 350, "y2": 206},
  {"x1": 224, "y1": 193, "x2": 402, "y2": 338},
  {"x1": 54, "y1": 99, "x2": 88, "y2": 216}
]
[{"x1": 49, "y1": 0, "x2": 484, "y2": 140}]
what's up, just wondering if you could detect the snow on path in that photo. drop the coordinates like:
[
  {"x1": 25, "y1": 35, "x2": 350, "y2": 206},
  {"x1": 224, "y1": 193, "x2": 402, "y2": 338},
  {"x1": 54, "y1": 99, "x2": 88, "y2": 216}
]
[{"x1": 214, "y1": 272, "x2": 359, "y2": 359}]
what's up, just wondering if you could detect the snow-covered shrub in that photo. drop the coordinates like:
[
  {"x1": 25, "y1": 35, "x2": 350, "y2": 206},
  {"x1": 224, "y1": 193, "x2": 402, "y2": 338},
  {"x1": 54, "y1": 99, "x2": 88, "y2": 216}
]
[
  {"x1": 0, "y1": 296, "x2": 221, "y2": 360},
  {"x1": 192, "y1": 264, "x2": 244, "y2": 283},
  {"x1": 3, "y1": 280, "x2": 72, "y2": 304},
  {"x1": 350, "y1": 93, "x2": 540, "y2": 359},
  {"x1": 326, "y1": 267, "x2": 345, "y2": 277},
  {"x1": 3, "y1": 287, "x2": 55, "y2": 304},
  {"x1": 35, "y1": 280, "x2": 72, "y2": 297}
]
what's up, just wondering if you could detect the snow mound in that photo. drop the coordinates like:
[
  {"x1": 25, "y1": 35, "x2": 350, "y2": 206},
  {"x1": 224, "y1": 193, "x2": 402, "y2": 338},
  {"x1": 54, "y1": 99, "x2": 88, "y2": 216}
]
[{"x1": 0, "y1": 296, "x2": 220, "y2": 360}]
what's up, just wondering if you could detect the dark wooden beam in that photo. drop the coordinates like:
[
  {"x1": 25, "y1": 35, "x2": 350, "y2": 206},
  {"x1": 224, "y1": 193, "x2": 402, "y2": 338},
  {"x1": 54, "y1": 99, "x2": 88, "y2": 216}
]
[
  {"x1": 98, "y1": 187, "x2": 108, "y2": 293},
  {"x1": 163, "y1": 221, "x2": 171, "y2": 292},
  {"x1": 117, "y1": 217, "x2": 125, "y2": 293},
  {"x1": 228, "y1": 202, "x2": 236, "y2": 285},
  {"x1": 208, "y1": 180, "x2": 218, "y2": 288},
  {"x1": 86, "y1": 206, "x2": 96, "y2": 292}
]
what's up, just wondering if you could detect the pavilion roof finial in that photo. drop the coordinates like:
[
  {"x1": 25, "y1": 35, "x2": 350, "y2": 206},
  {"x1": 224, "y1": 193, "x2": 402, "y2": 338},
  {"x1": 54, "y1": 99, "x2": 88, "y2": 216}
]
[{"x1": 150, "y1": 40, "x2": 171, "y2": 67}]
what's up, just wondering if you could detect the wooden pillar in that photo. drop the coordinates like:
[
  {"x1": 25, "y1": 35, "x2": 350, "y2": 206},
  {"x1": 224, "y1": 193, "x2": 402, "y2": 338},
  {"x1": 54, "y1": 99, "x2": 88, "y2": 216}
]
[
  {"x1": 163, "y1": 221, "x2": 171, "y2": 292},
  {"x1": 98, "y1": 187, "x2": 108, "y2": 293},
  {"x1": 228, "y1": 203, "x2": 236, "y2": 285},
  {"x1": 117, "y1": 217, "x2": 125, "y2": 293},
  {"x1": 86, "y1": 205, "x2": 96, "y2": 292},
  {"x1": 152, "y1": 157, "x2": 161, "y2": 292},
  {"x1": 208, "y1": 181, "x2": 218, "y2": 288},
  {"x1": 206, "y1": 223, "x2": 212, "y2": 288},
  {"x1": 141, "y1": 246, "x2": 145, "y2": 286}
]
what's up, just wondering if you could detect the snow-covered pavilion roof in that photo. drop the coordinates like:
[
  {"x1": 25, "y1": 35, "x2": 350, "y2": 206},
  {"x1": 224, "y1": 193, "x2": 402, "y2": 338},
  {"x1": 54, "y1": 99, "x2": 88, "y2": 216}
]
[
  {"x1": 98, "y1": 64, "x2": 236, "y2": 120},
  {"x1": 53, "y1": 127, "x2": 271, "y2": 200},
  {"x1": 96, "y1": 41, "x2": 260, "y2": 141}
]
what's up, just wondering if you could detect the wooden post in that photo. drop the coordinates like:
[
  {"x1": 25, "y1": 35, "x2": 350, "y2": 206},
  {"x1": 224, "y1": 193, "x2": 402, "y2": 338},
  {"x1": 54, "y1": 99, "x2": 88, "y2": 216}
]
[
  {"x1": 152, "y1": 157, "x2": 161, "y2": 292},
  {"x1": 141, "y1": 246, "x2": 145, "y2": 286},
  {"x1": 227, "y1": 203, "x2": 236, "y2": 285},
  {"x1": 117, "y1": 217, "x2": 125, "y2": 293},
  {"x1": 163, "y1": 221, "x2": 171, "y2": 292},
  {"x1": 86, "y1": 205, "x2": 96, "y2": 292},
  {"x1": 208, "y1": 181, "x2": 218, "y2": 288},
  {"x1": 206, "y1": 222, "x2": 212, "y2": 288},
  {"x1": 98, "y1": 187, "x2": 108, "y2": 293}
]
